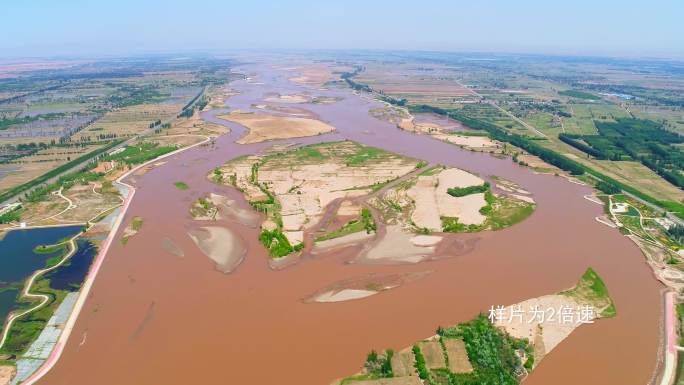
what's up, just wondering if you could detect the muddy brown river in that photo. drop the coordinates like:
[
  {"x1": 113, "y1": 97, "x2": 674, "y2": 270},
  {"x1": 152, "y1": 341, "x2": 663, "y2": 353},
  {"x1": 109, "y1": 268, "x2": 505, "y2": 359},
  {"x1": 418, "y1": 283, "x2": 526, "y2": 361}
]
[{"x1": 38, "y1": 64, "x2": 661, "y2": 385}]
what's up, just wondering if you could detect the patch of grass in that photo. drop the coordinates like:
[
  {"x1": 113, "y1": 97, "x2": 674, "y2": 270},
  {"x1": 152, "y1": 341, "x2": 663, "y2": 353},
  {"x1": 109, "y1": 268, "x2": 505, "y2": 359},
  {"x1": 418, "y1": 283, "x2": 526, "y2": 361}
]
[
  {"x1": 451, "y1": 131, "x2": 490, "y2": 137},
  {"x1": 315, "y1": 208, "x2": 376, "y2": 242},
  {"x1": 104, "y1": 142, "x2": 175, "y2": 165},
  {"x1": 442, "y1": 193, "x2": 534, "y2": 233},
  {"x1": 316, "y1": 219, "x2": 365, "y2": 242},
  {"x1": 420, "y1": 166, "x2": 445, "y2": 176},
  {"x1": 131, "y1": 216, "x2": 144, "y2": 231},
  {"x1": 344, "y1": 146, "x2": 388, "y2": 166},
  {"x1": 190, "y1": 197, "x2": 217, "y2": 219},
  {"x1": 441, "y1": 217, "x2": 481, "y2": 233},
  {"x1": 33, "y1": 243, "x2": 67, "y2": 255},
  {"x1": 485, "y1": 195, "x2": 535, "y2": 230},
  {"x1": 259, "y1": 229, "x2": 303, "y2": 258},
  {"x1": 447, "y1": 182, "x2": 490, "y2": 197},
  {"x1": 174, "y1": 181, "x2": 189, "y2": 190},
  {"x1": 294, "y1": 146, "x2": 326, "y2": 161},
  {"x1": 559, "y1": 89, "x2": 600, "y2": 100},
  {"x1": 412, "y1": 345, "x2": 432, "y2": 383},
  {"x1": 560, "y1": 267, "x2": 616, "y2": 317}
]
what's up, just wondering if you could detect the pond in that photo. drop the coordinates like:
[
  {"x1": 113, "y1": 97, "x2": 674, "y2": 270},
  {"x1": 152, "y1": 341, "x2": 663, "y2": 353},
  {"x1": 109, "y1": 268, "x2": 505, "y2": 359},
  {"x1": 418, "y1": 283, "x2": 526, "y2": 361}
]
[{"x1": 0, "y1": 225, "x2": 82, "y2": 325}]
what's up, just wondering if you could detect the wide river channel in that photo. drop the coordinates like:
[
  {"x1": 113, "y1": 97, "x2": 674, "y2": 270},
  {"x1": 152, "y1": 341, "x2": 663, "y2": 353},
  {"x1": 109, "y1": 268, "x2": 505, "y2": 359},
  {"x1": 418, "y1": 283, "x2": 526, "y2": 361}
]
[{"x1": 38, "y1": 63, "x2": 661, "y2": 385}]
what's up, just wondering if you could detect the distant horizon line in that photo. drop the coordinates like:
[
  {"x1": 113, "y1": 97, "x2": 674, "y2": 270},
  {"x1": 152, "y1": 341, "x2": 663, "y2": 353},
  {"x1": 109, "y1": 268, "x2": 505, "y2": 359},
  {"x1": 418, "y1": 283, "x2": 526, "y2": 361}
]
[{"x1": 1, "y1": 47, "x2": 684, "y2": 63}]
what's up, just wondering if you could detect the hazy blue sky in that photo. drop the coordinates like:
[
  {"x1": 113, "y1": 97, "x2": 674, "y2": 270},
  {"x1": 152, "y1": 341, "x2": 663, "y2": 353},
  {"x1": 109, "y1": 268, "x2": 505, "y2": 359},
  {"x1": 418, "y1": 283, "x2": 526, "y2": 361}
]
[{"x1": 2, "y1": 0, "x2": 683, "y2": 58}]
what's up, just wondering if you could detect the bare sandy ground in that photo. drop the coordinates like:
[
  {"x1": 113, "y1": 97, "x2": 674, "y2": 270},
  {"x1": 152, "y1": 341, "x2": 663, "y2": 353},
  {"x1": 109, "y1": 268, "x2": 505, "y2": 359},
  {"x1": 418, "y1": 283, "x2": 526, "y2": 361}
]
[
  {"x1": 512, "y1": 194, "x2": 535, "y2": 204},
  {"x1": 190, "y1": 193, "x2": 261, "y2": 224},
  {"x1": 187, "y1": 226, "x2": 246, "y2": 273},
  {"x1": 386, "y1": 110, "x2": 499, "y2": 152},
  {"x1": 388, "y1": 167, "x2": 487, "y2": 231},
  {"x1": 208, "y1": 193, "x2": 261, "y2": 228},
  {"x1": 361, "y1": 225, "x2": 435, "y2": 263},
  {"x1": 391, "y1": 348, "x2": 417, "y2": 377},
  {"x1": 337, "y1": 200, "x2": 361, "y2": 216},
  {"x1": 218, "y1": 111, "x2": 335, "y2": 144},
  {"x1": 314, "y1": 289, "x2": 378, "y2": 303},
  {"x1": 305, "y1": 272, "x2": 430, "y2": 304},
  {"x1": 409, "y1": 235, "x2": 443, "y2": 247},
  {"x1": 0, "y1": 366, "x2": 15, "y2": 385},
  {"x1": 263, "y1": 93, "x2": 311, "y2": 104},
  {"x1": 444, "y1": 339, "x2": 474, "y2": 373},
  {"x1": 494, "y1": 177, "x2": 531, "y2": 195},
  {"x1": 494, "y1": 294, "x2": 596, "y2": 365},
  {"x1": 252, "y1": 104, "x2": 317, "y2": 118},
  {"x1": 312, "y1": 230, "x2": 374, "y2": 253},
  {"x1": 433, "y1": 133, "x2": 497, "y2": 149}
]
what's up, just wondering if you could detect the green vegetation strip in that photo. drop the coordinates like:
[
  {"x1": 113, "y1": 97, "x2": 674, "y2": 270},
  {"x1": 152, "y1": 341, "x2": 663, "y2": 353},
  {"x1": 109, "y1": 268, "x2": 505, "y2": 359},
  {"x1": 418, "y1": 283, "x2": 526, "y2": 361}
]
[
  {"x1": 559, "y1": 89, "x2": 600, "y2": 100},
  {"x1": 407, "y1": 105, "x2": 684, "y2": 219},
  {"x1": 447, "y1": 182, "x2": 490, "y2": 197},
  {"x1": 316, "y1": 208, "x2": 376, "y2": 242},
  {"x1": 259, "y1": 229, "x2": 303, "y2": 258},
  {"x1": 105, "y1": 142, "x2": 176, "y2": 165},
  {"x1": 560, "y1": 267, "x2": 616, "y2": 317}
]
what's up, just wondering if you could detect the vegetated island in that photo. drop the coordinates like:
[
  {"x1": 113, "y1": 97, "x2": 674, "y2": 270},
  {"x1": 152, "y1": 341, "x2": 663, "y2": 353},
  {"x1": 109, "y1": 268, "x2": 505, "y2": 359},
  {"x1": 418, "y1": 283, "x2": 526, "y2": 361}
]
[
  {"x1": 370, "y1": 166, "x2": 535, "y2": 234},
  {"x1": 211, "y1": 141, "x2": 419, "y2": 258},
  {"x1": 332, "y1": 268, "x2": 615, "y2": 385},
  {"x1": 211, "y1": 141, "x2": 536, "y2": 261}
]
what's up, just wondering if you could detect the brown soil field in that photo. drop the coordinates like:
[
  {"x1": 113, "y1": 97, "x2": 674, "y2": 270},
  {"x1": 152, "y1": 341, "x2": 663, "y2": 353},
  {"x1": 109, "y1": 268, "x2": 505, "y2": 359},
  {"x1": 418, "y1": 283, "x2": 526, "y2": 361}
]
[
  {"x1": 0, "y1": 365, "x2": 16, "y2": 385},
  {"x1": 418, "y1": 340, "x2": 447, "y2": 369},
  {"x1": 443, "y1": 339, "x2": 473, "y2": 373},
  {"x1": 165, "y1": 110, "x2": 230, "y2": 138},
  {"x1": 390, "y1": 348, "x2": 417, "y2": 377},
  {"x1": 0, "y1": 144, "x2": 102, "y2": 191},
  {"x1": 72, "y1": 104, "x2": 182, "y2": 141},
  {"x1": 355, "y1": 64, "x2": 477, "y2": 106},
  {"x1": 218, "y1": 111, "x2": 335, "y2": 144},
  {"x1": 288, "y1": 64, "x2": 350, "y2": 87}
]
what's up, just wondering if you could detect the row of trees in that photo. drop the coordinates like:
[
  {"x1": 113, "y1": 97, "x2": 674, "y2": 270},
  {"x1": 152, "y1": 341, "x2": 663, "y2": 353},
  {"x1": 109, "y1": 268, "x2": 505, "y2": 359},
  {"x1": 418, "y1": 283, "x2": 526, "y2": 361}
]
[{"x1": 409, "y1": 104, "x2": 586, "y2": 175}]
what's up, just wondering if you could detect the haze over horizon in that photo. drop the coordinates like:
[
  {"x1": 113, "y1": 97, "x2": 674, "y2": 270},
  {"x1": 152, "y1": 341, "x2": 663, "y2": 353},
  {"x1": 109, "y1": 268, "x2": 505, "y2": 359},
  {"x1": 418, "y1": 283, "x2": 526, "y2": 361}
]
[{"x1": 2, "y1": 0, "x2": 684, "y2": 59}]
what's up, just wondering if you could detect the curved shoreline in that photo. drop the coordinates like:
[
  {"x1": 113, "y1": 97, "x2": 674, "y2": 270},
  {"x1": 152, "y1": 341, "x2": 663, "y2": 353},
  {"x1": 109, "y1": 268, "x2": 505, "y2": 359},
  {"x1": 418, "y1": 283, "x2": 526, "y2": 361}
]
[
  {"x1": 14, "y1": 136, "x2": 211, "y2": 385},
  {"x1": 0, "y1": 237, "x2": 78, "y2": 350}
]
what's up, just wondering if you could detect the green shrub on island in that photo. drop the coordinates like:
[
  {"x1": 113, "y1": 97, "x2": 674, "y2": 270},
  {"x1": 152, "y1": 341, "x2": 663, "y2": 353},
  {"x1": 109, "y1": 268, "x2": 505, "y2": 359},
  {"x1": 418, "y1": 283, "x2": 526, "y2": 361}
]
[
  {"x1": 447, "y1": 182, "x2": 490, "y2": 197},
  {"x1": 259, "y1": 229, "x2": 303, "y2": 258}
]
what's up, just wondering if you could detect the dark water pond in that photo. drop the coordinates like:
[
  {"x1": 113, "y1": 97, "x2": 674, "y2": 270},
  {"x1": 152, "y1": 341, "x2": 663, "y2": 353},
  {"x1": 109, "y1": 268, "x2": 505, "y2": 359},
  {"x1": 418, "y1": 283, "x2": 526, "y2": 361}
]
[
  {"x1": 0, "y1": 225, "x2": 82, "y2": 324},
  {"x1": 46, "y1": 238, "x2": 98, "y2": 291}
]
